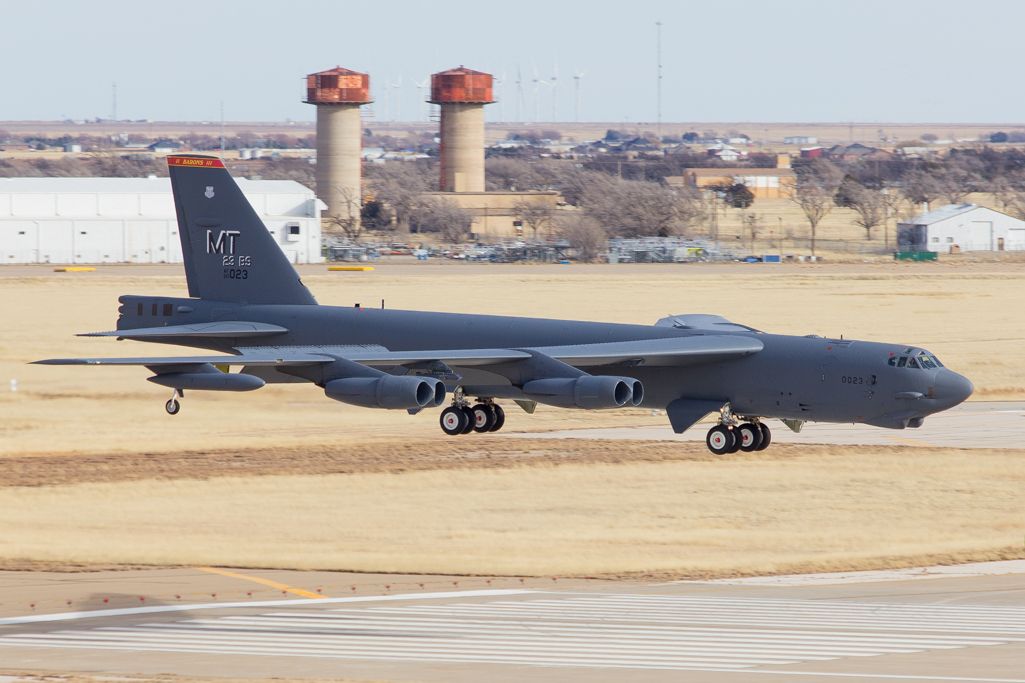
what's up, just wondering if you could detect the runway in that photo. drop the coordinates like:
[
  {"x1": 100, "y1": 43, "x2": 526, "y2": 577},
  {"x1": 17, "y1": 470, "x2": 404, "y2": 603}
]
[
  {"x1": 2, "y1": 562, "x2": 1024, "y2": 682},
  {"x1": 517, "y1": 401, "x2": 1025, "y2": 449}
]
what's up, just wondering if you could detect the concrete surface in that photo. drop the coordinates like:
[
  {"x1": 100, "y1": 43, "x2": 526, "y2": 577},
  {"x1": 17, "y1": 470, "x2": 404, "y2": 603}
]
[
  {"x1": 1, "y1": 562, "x2": 1024, "y2": 682},
  {"x1": 518, "y1": 401, "x2": 1025, "y2": 449}
]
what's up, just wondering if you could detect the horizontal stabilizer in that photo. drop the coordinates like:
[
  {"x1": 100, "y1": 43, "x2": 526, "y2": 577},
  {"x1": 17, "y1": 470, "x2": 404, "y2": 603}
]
[{"x1": 80, "y1": 322, "x2": 289, "y2": 339}]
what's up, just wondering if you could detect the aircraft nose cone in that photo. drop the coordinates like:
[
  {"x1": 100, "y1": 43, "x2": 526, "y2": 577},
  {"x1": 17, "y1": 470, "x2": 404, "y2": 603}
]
[{"x1": 934, "y1": 369, "x2": 973, "y2": 408}]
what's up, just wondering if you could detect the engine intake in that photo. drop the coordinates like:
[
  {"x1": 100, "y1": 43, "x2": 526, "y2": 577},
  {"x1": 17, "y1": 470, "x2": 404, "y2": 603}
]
[
  {"x1": 522, "y1": 375, "x2": 643, "y2": 409},
  {"x1": 325, "y1": 375, "x2": 444, "y2": 410}
]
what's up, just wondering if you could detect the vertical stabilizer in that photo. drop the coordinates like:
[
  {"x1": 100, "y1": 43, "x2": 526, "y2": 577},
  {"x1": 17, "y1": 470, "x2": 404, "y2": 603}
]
[{"x1": 167, "y1": 155, "x2": 316, "y2": 305}]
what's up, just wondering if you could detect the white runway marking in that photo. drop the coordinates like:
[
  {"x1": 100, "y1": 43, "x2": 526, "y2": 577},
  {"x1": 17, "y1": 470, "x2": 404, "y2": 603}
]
[{"x1": 3, "y1": 593, "x2": 1024, "y2": 679}]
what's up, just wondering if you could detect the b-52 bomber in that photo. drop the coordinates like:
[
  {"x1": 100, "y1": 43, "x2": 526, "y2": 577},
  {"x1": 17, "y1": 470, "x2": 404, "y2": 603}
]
[{"x1": 36, "y1": 155, "x2": 974, "y2": 454}]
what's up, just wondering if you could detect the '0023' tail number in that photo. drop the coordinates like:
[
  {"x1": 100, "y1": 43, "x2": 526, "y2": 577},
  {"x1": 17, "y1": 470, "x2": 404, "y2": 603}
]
[{"x1": 841, "y1": 375, "x2": 877, "y2": 385}]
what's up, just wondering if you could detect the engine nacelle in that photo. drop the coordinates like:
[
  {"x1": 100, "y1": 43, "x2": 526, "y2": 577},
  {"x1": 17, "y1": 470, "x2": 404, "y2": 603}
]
[
  {"x1": 325, "y1": 375, "x2": 445, "y2": 410},
  {"x1": 522, "y1": 375, "x2": 644, "y2": 409},
  {"x1": 147, "y1": 371, "x2": 265, "y2": 392}
]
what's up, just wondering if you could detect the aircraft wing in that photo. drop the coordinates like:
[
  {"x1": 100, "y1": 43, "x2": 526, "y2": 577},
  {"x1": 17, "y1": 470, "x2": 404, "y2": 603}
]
[
  {"x1": 33, "y1": 351, "x2": 334, "y2": 367},
  {"x1": 236, "y1": 335, "x2": 762, "y2": 368},
  {"x1": 36, "y1": 335, "x2": 761, "y2": 370}
]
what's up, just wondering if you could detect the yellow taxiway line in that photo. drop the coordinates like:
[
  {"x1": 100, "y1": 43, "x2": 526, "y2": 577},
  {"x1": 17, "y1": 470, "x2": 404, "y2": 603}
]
[
  {"x1": 196, "y1": 566, "x2": 327, "y2": 599},
  {"x1": 327, "y1": 265, "x2": 374, "y2": 272}
]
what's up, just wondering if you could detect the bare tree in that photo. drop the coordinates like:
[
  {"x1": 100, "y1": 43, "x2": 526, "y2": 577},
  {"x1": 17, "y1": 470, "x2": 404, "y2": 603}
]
[
  {"x1": 742, "y1": 212, "x2": 761, "y2": 252},
  {"x1": 409, "y1": 197, "x2": 474, "y2": 243},
  {"x1": 842, "y1": 181, "x2": 886, "y2": 240},
  {"x1": 900, "y1": 166, "x2": 944, "y2": 207},
  {"x1": 934, "y1": 156, "x2": 982, "y2": 204},
  {"x1": 512, "y1": 198, "x2": 555, "y2": 241},
  {"x1": 579, "y1": 175, "x2": 703, "y2": 237},
  {"x1": 364, "y1": 161, "x2": 434, "y2": 230},
  {"x1": 324, "y1": 186, "x2": 363, "y2": 241},
  {"x1": 993, "y1": 170, "x2": 1025, "y2": 219},
  {"x1": 486, "y1": 158, "x2": 542, "y2": 191},
  {"x1": 558, "y1": 214, "x2": 606, "y2": 262},
  {"x1": 791, "y1": 159, "x2": 843, "y2": 256}
]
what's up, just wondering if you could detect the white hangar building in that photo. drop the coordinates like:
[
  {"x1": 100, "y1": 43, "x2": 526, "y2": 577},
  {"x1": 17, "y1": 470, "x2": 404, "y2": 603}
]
[
  {"x1": 0, "y1": 177, "x2": 324, "y2": 264},
  {"x1": 897, "y1": 203, "x2": 1025, "y2": 253}
]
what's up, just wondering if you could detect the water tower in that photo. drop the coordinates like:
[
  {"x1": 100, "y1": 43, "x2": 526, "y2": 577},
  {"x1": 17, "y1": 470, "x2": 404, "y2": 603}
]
[
  {"x1": 429, "y1": 67, "x2": 494, "y2": 192},
  {"x1": 305, "y1": 67, "x2": 370, "y2": 222}
]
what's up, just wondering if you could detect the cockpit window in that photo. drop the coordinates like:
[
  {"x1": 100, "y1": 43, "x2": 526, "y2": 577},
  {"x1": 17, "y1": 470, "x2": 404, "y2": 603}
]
[
  {"x1": 896, "y1": 356, "x2": 907, "y2": 368},
  {"x1": 887, "y1": 356, "x2": 897, "y2": 366},
  {"x1": 906, "y1": 357, "x2": 920, "y2": 369},
  {"x1": 918, "y1": 353, "x2": 937, "y2": 370}
]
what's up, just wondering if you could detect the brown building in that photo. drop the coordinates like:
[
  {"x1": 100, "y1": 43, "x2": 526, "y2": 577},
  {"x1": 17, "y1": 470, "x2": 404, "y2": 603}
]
[
  {"x1": 424, "y1": 190, "x2": 561, "y2": 240},
  {"x1": 667, "y1": 154, "x2": 796, "y2": 199}
]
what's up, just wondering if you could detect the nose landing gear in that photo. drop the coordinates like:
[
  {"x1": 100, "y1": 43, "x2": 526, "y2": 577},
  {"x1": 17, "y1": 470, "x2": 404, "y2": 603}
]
[{"x1": 704, "y1": 404, "x2": 772, "y2": 455}]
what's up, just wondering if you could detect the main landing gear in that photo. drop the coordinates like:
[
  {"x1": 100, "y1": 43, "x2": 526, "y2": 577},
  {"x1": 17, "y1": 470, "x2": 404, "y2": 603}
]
[
  {"x1": 440, "y1": 389, "x2": 505, "y2": 436},
  {"x1": 165, "y1": 389, "x2": 183, "y2": 416},
  {"x1": 705, "y1": 404, "x2": 771, "y2": 455}
]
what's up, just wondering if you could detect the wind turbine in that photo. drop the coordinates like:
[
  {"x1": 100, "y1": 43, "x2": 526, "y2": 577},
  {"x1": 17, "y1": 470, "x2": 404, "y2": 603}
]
[
  {"x1": 389, "y1": 75, "x2": 403, "y2": 122},
  {"x1": 515, "y1": 66, "x2": 526, "y2": 122},
  {"x1": 573, "y1": 70, "x2": 585, "y2": 122},
  {"x1": 531, "y1": 64, "x2": 549, "y2": 122},
  {"x1": 494, "y1": 70, "x2": 506, "y2": 121},
  {"x1": 550, "y1": 61, "x2": 559, "y2": 122},
  {"x1": 415, "y1": 77, "x2": 430, "y2": 121}
]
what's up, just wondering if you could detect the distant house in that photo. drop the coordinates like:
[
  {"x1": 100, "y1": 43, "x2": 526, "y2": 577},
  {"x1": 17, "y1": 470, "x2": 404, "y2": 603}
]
[
  {"x1": 784, "y1": 135, "x2": 818, "y2": 145},
  {"x1": 148, "y1": 140, "x2": 181, "y2": 154},
  {"x1": 897, "y1": 204, "x2": 1025, "y2": 253},
  {"x1": 706, "y1": 143, "x2": 746, "y2": 163},
  {"x1": 800, "y1": 146, "x2": 825, "y2": 159},
  {"x1": 825, "y1": 143, "x2": 892, "y2": 162}
]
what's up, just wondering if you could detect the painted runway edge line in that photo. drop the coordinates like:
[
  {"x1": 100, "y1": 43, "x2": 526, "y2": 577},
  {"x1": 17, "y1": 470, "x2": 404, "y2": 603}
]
[{"x1": 0, "y1": 588, "x2": 538, "y2": 626}]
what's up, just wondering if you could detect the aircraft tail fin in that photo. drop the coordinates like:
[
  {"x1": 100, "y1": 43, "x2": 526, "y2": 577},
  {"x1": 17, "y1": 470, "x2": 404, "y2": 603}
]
[{"x1": 167, "y1": 155, "x2": 316, "y2": 305}]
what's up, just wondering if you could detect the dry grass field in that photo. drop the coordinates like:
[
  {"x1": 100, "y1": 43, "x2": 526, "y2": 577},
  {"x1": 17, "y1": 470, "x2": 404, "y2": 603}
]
[{"x1": 0, "y1": 261, "x2": 1023, "y2": 578}]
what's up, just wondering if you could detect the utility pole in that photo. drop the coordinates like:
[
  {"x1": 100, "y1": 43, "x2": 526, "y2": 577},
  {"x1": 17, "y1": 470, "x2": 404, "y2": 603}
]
[
  {"x1": 656, "y1": 21, "x2": 663, "y2": 142},
  {"x1": 111, "y1": 82, "x2": 117, "y2": 122},
  {"x1": 219, "y1": 100, "x2": 225, "y2": 153}
]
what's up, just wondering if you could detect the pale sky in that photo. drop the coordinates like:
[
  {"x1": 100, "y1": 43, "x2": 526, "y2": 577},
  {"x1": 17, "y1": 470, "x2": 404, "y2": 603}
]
[{"x1": 3, "y1": 0, "x2": 1023, "y2": 124}]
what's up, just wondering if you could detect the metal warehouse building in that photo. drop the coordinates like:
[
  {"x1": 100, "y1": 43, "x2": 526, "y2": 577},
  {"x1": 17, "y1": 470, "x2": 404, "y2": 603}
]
[
  {"x1": 0, "y1": 177, "x2": 324, "y2": 264},
  {"x1": 897, "y1": 203, "x2": 1025, "y2": 253}
]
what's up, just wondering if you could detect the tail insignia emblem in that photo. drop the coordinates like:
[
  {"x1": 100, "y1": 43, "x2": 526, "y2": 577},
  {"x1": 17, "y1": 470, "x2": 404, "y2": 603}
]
[{"x1": 204, "y1": 186, "x2": 215, "y2": 199}]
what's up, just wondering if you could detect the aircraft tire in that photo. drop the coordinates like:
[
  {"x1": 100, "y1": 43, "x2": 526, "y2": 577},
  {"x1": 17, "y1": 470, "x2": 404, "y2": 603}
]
[
  {"x1": 756, "y1": 423, "x2": 772, "y2": 450},
  {"x1": 737, "y1": 423, "x2": 763, "y2": 452},
  {"x1": 726, "y1": 427, "x2": 743, "y2": 453},
  {"x1": 440, "y1": 406, "x2": 467, "y2": 435},
  {"x1": 471, "y1": 404, "x2": 497, "y2": 433},
  {"x1": 165, "y1": 398, "x2": 181, "y2": 415},
  {"x1": 706, "y1": 425, "x2": 734, "y2": 455},
  {"x1": 489, "y1": 404, "x2": 506, "y2": 432},
  {"x1": 460, "y1": 406, "x2": 476, "y2": 434}
]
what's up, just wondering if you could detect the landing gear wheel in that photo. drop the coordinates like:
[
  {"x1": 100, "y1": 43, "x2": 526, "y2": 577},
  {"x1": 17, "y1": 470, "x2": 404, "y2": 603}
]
[
  {"x1": 440, "y1": 406, "x2": 468, "y2": 435},
  {"x1": 756, "y1": 423, "x2": 772, "y2": 451},
  {"x1": 165, "y1": 398, "x2": 181, "y2": 415},
  {"x1": 460, "y1": 406, "x2": 476, "y2": 434},
  {"x1": 726, "y1": 427, "x2": 743, "y2": 453},
  {"x1": 489, "y1": 404, "x2": 506, "y2": 432},
  {"x1": 706, "y1": 425, "x2": 736, "y2": 455},
  {"x1": 471, "y1": 404, "x2": 497, "y2": 433},
  {"x1": 737, "y1": 422, "x2": 763, "y2": 452}
]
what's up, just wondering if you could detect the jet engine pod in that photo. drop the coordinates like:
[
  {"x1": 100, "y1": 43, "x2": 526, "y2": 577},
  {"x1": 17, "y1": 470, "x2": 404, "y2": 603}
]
[
  {"x1": 522, "y1": 375, "x2": 642, "y2": 409},
  {"x1": 147, "y1": 369, "x2": 265, "y2": 392},
  {"x1": 325, "y1": 375, "x2": 442, "y2": 410}
]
